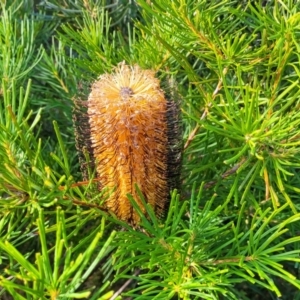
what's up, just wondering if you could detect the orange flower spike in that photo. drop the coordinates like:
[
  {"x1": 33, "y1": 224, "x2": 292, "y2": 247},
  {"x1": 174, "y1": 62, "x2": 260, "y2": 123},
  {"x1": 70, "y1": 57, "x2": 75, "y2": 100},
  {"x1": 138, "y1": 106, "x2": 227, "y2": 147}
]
[{"x1": 78, "y1": 62, "x2": 182, "y2": 224}]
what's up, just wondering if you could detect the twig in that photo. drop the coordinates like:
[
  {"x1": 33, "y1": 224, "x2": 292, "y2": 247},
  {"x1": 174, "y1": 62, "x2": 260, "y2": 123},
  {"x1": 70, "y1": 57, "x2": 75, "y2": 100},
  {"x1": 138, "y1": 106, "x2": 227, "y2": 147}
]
[
  {"x1": 204, "y1": 157, "x2": 246, "y2": 190},
  {"x1": 58, "y1": 178, "x2": 102, "y2": 190},
  {"x1": 184, "y1": 108, "x2": 206, "y2": 150},
  {"x1": 110, "y1": 269, "x2": 141, "y2": 300},
  {"x1": 184, "y1": 67, "x2": 228, "y2": 150},
  {"x1": 71, "y1": 198, "x2": 108, "y2": 211}
]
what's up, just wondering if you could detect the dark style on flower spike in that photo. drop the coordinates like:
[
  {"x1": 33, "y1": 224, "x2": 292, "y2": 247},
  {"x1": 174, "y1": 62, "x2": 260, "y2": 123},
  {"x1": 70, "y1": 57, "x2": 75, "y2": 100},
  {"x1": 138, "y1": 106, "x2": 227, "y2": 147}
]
[{"x1": 73, "y1": 62, "x2": 182, "y2": 225}]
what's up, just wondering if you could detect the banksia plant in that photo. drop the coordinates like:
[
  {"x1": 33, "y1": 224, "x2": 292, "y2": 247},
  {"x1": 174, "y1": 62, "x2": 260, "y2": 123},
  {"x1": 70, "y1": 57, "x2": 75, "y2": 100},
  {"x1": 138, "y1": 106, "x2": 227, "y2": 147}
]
[
  {"x1": 74, "y1": 62, "x2": 182, "y2": 224},
  {"x1": 2, "y1": 0, "x2": 300, "y2": 299}
]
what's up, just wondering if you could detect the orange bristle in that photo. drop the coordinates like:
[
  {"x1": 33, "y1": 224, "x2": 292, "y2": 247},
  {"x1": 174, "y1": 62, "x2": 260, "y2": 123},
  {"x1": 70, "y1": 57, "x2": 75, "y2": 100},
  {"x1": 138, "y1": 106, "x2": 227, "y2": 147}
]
[{"x1": 74, "y1": 62, "x2": 182, "y2": 224}]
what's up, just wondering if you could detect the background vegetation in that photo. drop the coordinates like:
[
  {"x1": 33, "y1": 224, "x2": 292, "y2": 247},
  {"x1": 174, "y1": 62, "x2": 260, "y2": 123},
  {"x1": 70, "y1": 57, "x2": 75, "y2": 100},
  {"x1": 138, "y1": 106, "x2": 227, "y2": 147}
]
[{"x1": 0, "y1": 0, "x2": 300, "y2": 299}]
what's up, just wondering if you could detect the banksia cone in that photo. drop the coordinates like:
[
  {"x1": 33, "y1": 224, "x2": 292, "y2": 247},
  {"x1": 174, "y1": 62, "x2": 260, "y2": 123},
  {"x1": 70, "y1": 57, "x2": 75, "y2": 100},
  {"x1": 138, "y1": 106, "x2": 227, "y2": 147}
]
[{"x1": 73, "y1": 63, "x2": 182, "y2": 224}]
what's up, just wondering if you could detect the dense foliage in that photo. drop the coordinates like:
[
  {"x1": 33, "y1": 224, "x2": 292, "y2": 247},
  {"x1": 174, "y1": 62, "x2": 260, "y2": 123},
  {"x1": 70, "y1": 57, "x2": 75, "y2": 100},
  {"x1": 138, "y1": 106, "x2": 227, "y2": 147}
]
[{"x1": 0, "y1": 0, "x2": 300, "y2": 299}]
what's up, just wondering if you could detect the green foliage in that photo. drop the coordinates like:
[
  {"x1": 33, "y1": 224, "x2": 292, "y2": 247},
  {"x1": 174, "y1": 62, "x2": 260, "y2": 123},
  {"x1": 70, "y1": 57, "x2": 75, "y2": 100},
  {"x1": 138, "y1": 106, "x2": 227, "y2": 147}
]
[
  {"x1": 113, "y1": 188, "x2": 300, "y2": 299},
  {"x1": 38, "y1": 0, "x2": 139, "y2": 28},
  {"x1": 1, "y1": 0, "x2": 300, "y2": 299},
  {"x1": 0, "y1": 208, "x2": 116, "y2": 299},
  {"x1": 0, "y1": 3, "x2": 44, "y2": 89}
]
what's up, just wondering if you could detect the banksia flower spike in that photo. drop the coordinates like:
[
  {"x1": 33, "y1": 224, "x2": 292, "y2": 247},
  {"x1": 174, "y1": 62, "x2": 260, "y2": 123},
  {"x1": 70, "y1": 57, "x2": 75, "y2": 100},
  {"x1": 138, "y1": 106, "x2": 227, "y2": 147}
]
[{"x1": 74, "y1": 62, "x2": 182, "y2": 225}]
